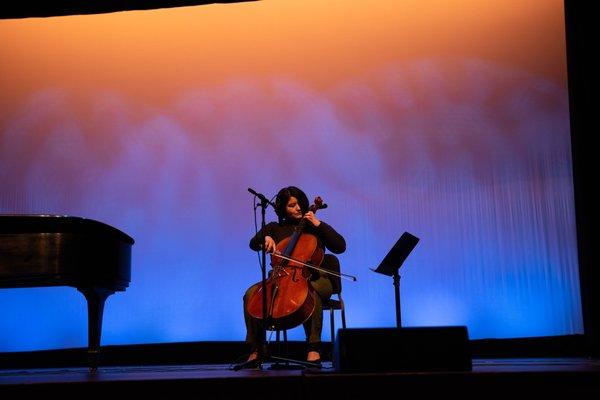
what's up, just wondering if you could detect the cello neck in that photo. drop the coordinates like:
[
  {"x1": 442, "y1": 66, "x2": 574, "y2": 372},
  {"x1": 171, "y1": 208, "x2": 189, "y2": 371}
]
[{"x1": 279, "y1": 196, "x2": 325, "y2": 259}]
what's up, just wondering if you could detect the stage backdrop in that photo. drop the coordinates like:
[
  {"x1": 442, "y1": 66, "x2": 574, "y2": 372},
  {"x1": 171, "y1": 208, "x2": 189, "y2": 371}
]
[{"x1": 0, "y1": 0, "x2": 581, "y2": 352}]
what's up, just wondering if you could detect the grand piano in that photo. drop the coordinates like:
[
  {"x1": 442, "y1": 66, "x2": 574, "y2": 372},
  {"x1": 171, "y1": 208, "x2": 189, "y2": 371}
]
[{"x1": 0, "y1": 215, "x2": 134, "y2": 370}]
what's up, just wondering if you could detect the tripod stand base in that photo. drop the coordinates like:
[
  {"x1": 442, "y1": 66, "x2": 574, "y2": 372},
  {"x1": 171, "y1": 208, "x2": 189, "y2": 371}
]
[
  {"x1": 231, "y1": 355, "x2": 321, "y2": 371},
  {"x1": 268, "y1": 355, "x2": 321, "y2": 370},
  {"x1": 230, "y1": 358, "x2": 262, "y2": 371},
  {"x1": 268, "y1": 362, "x2": 306, "y2": 370}
]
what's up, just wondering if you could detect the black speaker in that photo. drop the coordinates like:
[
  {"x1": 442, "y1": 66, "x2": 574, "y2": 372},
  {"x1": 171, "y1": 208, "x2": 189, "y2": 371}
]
[{"x1": 333, "y1": 326, "x2": 472, "y2": 372}]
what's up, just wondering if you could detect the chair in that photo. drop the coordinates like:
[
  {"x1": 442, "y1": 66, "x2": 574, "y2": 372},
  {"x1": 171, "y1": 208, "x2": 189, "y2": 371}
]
[{"x1": 321, "y1": 254, "x2": 347, "y2": 354}]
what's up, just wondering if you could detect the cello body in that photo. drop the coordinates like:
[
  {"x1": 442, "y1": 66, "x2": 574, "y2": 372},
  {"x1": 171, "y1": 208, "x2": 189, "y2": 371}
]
[{"x1": 246, "y1": 202, "x2": 326, "y2": 331}]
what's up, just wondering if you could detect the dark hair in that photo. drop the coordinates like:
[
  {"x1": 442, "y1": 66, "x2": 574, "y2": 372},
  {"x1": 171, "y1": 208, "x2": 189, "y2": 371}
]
[{"x1": 275, "y1": 186, "x2": 309, "y2": 222}]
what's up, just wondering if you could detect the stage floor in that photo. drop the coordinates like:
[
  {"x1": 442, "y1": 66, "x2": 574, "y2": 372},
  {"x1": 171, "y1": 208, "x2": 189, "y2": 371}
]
[{"x1": 2, "y1": 358, "x2": 599, "y2": 397}]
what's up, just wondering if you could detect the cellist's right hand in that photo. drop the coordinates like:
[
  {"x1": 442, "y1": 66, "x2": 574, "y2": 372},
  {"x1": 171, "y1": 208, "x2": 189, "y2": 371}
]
[{"x1": 263, "y1": 236, "x2": 276, "y2": 253}]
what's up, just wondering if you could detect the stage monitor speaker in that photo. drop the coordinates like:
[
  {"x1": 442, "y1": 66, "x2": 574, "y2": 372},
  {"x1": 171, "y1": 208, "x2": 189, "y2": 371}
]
[{"x1": 333, "y1": 326, "x2": 472, "y2": 372}]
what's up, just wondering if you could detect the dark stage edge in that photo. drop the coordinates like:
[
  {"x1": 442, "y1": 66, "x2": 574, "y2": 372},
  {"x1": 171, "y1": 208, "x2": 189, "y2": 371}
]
[{"x1": 1, "y1": 358, "x2": 599, "y2": 398}]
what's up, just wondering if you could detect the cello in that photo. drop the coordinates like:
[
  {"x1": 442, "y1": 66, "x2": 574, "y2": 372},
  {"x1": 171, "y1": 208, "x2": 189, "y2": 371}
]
[{"x1": 245, "y1": 197, "x2": 327, "y2": 331}]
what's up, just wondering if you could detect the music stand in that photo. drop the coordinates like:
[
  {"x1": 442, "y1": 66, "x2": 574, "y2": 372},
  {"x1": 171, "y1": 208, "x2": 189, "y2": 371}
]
[{"x1": 371, "y1": 232, "x2": 419, "y2": 328}]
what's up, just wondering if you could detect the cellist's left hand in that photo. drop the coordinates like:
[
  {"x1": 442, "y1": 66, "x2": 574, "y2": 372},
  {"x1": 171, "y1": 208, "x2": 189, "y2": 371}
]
[{"x1": 303, "y1": 211, "x2": 321, "y2": 227}]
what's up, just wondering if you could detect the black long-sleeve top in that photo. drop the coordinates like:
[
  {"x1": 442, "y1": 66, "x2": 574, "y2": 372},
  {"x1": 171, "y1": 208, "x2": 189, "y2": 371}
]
[{"x1": 249, "y1": 220, "x2": 346, "y2": 254}]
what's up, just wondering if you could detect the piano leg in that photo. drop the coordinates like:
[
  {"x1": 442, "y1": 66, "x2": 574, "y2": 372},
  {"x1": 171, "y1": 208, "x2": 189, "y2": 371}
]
[{"x1": 77, "y1": 287, "x2": 115, "y2": 372}]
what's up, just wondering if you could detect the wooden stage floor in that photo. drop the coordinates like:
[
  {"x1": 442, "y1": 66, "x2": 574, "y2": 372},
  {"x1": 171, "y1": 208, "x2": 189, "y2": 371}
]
[{"x1": 2, "y1": 358, "x2": 599, "y2": 398}]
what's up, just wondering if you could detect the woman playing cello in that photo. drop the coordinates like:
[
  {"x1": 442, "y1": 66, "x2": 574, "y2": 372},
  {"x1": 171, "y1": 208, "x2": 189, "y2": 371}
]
[{"x1": 243, "y1": 186, "x2": 346, "y2": 364}]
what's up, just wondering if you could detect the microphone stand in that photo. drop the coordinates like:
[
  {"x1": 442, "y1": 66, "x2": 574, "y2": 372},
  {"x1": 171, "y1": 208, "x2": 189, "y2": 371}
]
[
  {"x1": 232, "y1": 190, "x2": 271, "y2": 370},
  {"x1": 257, "y1": 191, "x2": 270, "y2": 365}
]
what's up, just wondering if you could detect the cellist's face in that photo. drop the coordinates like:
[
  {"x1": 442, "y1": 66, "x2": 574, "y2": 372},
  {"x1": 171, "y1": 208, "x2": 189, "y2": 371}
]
[{"x1": 286, "y1": 196, "x2": 303, "y2": 220}]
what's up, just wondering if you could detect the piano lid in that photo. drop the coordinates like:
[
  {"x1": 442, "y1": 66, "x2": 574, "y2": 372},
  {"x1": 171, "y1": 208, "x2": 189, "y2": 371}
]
[
  {"x1": 0, "y1": 214, "x2": 134, "y2": 244},
  {"x1": 0, "y1": 214, "x2": 134, "y2": 290}
]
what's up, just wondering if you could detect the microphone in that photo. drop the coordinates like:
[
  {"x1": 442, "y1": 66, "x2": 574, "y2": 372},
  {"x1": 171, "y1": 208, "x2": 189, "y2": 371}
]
[{"x1": 248, "y1": 188, "x2": 275, "y2": 208}]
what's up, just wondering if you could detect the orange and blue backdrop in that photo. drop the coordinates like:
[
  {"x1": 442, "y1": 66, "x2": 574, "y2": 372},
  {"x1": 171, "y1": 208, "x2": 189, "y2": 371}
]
[{"x1": 0, "y1": 0, "x2": 581, "y2": 351}]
